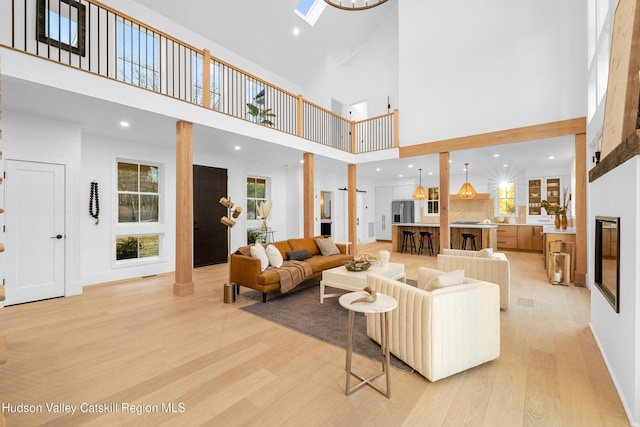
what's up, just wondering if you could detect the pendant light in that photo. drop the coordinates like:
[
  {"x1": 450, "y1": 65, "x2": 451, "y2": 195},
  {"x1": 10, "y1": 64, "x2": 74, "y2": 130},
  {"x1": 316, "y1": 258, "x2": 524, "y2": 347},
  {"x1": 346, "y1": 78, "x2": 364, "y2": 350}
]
[
  {"x1": 457, "y1": 163, "x2": 477, "y2": 199},
  {"x1": 412, "y1": 168, "x2": 427, "y2": 201}
]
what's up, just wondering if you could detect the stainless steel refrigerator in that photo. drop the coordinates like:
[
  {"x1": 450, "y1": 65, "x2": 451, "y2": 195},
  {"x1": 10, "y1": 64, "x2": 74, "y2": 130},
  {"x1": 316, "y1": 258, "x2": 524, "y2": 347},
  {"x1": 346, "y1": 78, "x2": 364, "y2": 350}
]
[{"x1": 392, "y1": 200, "x2": 414, "y2": 224}]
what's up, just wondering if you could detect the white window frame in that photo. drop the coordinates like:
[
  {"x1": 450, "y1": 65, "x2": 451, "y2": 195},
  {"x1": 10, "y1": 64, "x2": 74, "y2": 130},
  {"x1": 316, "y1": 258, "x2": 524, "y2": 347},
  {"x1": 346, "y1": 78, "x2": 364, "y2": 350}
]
[{"x1": 113, "y1": 158, "x2": 166, "y2": 267}]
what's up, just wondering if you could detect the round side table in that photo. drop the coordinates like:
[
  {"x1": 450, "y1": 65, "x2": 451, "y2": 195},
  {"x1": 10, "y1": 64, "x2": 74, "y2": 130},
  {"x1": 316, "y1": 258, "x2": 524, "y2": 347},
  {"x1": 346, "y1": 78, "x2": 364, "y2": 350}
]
[{"x1": 339, "y1": 291, "x2": 397, "y2": 398}]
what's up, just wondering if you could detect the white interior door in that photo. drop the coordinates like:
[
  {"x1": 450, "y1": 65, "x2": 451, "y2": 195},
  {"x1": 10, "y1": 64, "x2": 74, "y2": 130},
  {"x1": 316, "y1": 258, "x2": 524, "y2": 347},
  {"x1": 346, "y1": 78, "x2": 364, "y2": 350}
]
[{"x1": 4, "y1": 160, "x2": 66, "y2": 305}]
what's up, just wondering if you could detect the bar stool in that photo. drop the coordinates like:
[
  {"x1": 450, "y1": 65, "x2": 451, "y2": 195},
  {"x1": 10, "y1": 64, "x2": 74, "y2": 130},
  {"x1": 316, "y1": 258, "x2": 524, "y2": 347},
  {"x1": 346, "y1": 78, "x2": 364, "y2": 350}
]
[
  {"x1": 401, "y1": 230, "x2": 417, "y2": 254},
  {"x1": 461, "y1": 233, "x2": 477, "y2": 250},
  {"x1": 418, "y1": 231, "x2": 434, "y2": 256}
]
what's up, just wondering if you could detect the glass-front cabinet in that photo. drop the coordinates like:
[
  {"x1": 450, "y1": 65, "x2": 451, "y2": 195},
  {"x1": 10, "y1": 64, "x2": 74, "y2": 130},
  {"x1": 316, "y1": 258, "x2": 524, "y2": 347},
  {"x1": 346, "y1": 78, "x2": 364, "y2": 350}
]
[{"x1": 527, "y1": 176, "x2": 566, "y2": 223}]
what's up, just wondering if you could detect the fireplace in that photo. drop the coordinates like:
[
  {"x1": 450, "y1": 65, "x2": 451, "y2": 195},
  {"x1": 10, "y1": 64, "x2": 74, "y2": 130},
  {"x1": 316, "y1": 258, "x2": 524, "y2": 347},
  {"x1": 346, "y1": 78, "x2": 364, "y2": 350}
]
[{"x1": 594, "y1": 216, "x2": 620, "y2": 312}]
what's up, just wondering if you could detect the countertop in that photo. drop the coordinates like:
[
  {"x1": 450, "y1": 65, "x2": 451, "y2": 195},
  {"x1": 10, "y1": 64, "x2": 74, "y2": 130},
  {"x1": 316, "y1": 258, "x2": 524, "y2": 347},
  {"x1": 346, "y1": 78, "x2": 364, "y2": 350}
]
[
  {"x1": 392, "y1": 222, "x2": 498, "y2": 229},
  {"x1": 542, "y1": 226, "x2": 576, "y2": 235}
]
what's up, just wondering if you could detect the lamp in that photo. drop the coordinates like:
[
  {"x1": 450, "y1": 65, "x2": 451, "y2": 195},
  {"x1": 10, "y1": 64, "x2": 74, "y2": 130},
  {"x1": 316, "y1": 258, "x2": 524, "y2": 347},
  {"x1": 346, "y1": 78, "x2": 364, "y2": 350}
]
[
  {"x1": 412, "y1": 168, "x2": 427, "y2": 201},
  {"x1": 323, "y1": 0, "x2": 389, "y2": 11},
  {"x1": 457, "y1": 163, "x2": 477, "y2": 199},
  {"x1": 220, "y1": 197, "x2": 244, "y2": 303}
]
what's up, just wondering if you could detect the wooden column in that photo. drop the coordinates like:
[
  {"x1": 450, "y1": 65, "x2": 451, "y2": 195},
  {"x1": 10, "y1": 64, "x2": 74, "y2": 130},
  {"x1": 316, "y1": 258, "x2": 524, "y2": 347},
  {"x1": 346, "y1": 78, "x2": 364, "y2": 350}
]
[
  {"x1": 174, "y1": 121, "x2": 194, "y2": 296},
  {"x1": 574, "y1": 133, "x2": 587, "y2": 286},
  {"x1": 303, "y1": 153, "x2": 315, "y2": 238},
  {"x1": 202, "y1": 49, "x2": 211, "y2": 108},
  {"x1": 348, "y1": 164, "x2": 357, "y2": 256},
  {"x1": 439, "y1": 152, "x2": 450, "y2": 253}
]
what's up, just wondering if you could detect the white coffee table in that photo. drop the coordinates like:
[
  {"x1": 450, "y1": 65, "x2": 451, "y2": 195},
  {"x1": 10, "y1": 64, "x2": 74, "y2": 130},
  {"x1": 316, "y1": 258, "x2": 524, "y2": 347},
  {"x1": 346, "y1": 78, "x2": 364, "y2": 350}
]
[{"x1": 320, "y1": 262, "x2": 405, "y2": 304}]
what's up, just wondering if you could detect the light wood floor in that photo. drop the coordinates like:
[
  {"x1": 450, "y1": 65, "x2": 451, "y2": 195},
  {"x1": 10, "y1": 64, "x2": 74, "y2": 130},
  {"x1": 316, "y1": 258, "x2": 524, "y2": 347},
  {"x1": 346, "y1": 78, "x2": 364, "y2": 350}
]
[{"x1": 0, "y1": 242, "x2": 631, "y2": 426}]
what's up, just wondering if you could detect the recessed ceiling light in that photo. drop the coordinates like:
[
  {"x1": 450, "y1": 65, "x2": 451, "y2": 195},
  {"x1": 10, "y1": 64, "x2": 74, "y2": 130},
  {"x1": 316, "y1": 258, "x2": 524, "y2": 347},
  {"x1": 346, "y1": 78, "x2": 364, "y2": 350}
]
[
  {"x1": 234, "y1": 146, "x2": 241, "y2": 150},
  {"x1": 300, "y1": 159, "x2": 304, "y2": 163},
  {"x1": 398, "y1": 174, "x2": 403, "y2": 178},
  {"x1": 493, "y1": 153, "x2": 500, "y2": 158},
  {"x1": 408, "y1": 164, "x2": 414, "y2": 168},
  {"x1": 119, "y1": 121, "x2": 129, "y2": 127},
  {"x1": 428, "y1": 171, "x2": 433, "y2": 175},
  {"x1": 503, "y1": 164, "x2": 508, "y2": 168},
  {"x1": 548, "y1": 155, "x2": 555, "y2": 160},
  {"x1": 293, "y1": 27, "x2": 300, "y2": 35},
  {"x1": 376, "y1": 168, "x2": 381, "y2": 172}
]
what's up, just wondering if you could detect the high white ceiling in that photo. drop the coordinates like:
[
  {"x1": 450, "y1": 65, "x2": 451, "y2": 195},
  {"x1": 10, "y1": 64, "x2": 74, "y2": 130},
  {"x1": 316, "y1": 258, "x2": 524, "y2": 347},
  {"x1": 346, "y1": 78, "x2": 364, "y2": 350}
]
[
  {"x1": 133, "y1": 0, "x2": 395, "y2": 88},
  {"x1": 2, "y1": 0, "x2": 576, "y2": 182}
]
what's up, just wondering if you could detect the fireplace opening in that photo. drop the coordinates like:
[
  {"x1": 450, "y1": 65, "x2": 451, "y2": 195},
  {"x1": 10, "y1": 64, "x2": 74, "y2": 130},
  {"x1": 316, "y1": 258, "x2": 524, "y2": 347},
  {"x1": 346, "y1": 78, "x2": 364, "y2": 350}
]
[{"x1": 594, "y1": 216, "x2": 620, "y2": 313}]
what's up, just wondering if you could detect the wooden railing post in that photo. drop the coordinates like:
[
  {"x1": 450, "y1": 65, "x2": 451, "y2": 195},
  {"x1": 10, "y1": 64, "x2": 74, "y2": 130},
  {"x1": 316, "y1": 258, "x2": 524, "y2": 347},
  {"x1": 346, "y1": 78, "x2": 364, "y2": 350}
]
[
  {"x1": 350, "y1": 121, "x2": 356, "y2": 154},
  {"x1": 202, "y1": 49, "x2": 211, "y2": 109},
  {"x1": 297, "y1": 95, "x2": 304, "y2": 138},
  {"x1": 393, "y1": 109, "x2": 399, "y2": 148}
]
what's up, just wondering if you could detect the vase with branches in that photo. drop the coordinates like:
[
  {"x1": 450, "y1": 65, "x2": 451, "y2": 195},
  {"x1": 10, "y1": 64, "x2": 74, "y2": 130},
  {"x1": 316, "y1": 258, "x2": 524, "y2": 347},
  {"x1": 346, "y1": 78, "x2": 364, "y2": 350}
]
[{"x1": 258, "y1": 201, "x2": 273, "y2": 231}]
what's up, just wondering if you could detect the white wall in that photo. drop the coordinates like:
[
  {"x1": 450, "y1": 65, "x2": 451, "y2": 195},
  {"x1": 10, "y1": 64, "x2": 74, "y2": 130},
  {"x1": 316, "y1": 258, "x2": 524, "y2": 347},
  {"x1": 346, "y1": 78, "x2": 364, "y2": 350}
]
[
  {"x1": 589, "y1": 158, "x2": 640, "y2": 425},
  {"x1": 398, "y1": 0, "x2": 587, "y2": 146},
  {"x1": 81, "y1": 134, "x2": 176, "y2": 285},
  {"x1": 303, "y1": 6, "x2": 399, "y2": 117},
  {"x1": 2, "y1": 110, "x2": 83, "y2": 296}
]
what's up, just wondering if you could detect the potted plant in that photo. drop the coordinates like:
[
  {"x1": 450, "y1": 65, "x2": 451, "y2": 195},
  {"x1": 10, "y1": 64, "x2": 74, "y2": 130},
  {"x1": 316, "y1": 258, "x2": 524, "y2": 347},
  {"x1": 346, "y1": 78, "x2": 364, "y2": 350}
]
[
  {"x1": 246, "y1": 90, "x2": 276, "y2": 126},
  {"x1": 541, "y1": 200, "x2": 565, "y2": 229},
  {"x1": 505, "y1": 203, "x2": 516, "y2": 224}
]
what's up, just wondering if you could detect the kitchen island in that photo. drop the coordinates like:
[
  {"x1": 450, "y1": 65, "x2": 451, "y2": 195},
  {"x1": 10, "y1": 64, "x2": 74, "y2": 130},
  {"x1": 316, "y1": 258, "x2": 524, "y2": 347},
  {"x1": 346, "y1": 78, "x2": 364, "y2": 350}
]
[{"x1": 391, "y1": 222, "x2": 498, "y2": 253}]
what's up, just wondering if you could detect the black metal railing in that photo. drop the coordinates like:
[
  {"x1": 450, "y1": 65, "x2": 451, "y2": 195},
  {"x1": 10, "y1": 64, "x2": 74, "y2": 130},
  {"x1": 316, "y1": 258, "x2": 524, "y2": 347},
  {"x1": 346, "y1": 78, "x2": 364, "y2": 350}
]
[{"x1": 0, "y1": 0, "x2": 397, "y2": 153}]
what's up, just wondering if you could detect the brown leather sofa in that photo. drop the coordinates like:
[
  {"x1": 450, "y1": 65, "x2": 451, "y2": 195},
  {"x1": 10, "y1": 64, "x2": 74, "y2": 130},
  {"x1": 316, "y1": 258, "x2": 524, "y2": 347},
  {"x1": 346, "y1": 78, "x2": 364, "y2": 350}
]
[{"x1": 230, "y1": 236, "x2": 352, "y2": 302}]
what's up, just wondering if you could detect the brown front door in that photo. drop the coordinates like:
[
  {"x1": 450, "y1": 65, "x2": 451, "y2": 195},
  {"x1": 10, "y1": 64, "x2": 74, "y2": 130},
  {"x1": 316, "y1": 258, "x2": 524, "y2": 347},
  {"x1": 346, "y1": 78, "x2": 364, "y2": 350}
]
[{"x1": 193, "y1": 165, "x2": 228, "y2": 267}]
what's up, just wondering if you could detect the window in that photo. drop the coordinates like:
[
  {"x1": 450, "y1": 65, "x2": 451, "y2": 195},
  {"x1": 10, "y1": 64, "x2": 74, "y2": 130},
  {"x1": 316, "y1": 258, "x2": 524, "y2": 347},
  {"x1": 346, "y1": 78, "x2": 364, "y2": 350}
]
[
  {"x1": 115, "y1": 161, "x2": 163, "y2": 263},
  {"x1": 37, "y1": 0, "x2": 86, "y2": 56},
  {"x1": 116, "y1": 19, "x2": 160, "y2": 90},
  {"x1": 116, "y1": 235, "x2": 159, "y2": 260},
  {"x1": 498, "y1": 182, "x2": 516, "y2": 215},
  {"x1": 426, "y1": 187, "x2": 439, "y2": 214},
  {"x1": 246, "y1": 177, "x2": 267, "y2": 220},
  {"x1": 295, "y1": 0, "x2": 327, "y2": 26},
  {"x1": 117, "y1": 162, "x2": 159, "y2": 223}
]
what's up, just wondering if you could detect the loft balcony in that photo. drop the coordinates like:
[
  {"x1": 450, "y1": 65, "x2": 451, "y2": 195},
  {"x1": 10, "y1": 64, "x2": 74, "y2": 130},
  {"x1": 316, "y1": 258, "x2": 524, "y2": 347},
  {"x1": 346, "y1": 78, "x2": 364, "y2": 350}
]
[{"x1": 0, "y1": 0, "x2": 398, "y2": 155}]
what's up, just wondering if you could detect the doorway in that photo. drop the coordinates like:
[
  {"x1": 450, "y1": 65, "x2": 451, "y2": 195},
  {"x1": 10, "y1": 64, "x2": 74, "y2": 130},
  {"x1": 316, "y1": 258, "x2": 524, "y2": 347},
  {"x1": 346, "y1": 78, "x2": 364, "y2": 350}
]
[
  {"x1": 193, "y1": 165, "x2": 228, "y2": 267},
  {"x1": 4, "y1": 160, "x2": 66, "y2": 305}
]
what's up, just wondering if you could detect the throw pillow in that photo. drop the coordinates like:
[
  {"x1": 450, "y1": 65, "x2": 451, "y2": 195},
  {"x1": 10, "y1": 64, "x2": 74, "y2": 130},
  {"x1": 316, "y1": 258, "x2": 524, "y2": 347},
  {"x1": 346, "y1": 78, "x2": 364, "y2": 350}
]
[
  {"x1": 425, "y1": 269, "x2": 465, "y2": 291},
  {"x1": 250, "y1": 244, "x2": 269, "y2": 271},
  {"x1": 286, "y1": 249, "x2": 312, "y2": 261},
  {"x1": 475, "y1": 248, "x2": 493, "y2": 258},
  {"x1": 266, "y1": 244, "x2": 284, "y2": 268},
  {"x1": 417, "y1": 267, "x2": 444, "y2": 290},
  {"x1": 315, "y1": 237, "x2": 340, "y2": 256}
]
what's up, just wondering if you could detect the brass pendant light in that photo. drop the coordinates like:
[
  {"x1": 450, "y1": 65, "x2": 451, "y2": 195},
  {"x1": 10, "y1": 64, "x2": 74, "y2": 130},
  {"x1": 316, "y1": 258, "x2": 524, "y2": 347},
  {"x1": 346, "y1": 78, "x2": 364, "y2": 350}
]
[
  {"x1": 323, "y1": 0, "x2": 390, "y2": 11},
  {"x1": 412, "y1": 168, "x2": 427, "y2": 201},
  {"x1": 457, "y1": 163, "x2": 477, "y2": 199}
]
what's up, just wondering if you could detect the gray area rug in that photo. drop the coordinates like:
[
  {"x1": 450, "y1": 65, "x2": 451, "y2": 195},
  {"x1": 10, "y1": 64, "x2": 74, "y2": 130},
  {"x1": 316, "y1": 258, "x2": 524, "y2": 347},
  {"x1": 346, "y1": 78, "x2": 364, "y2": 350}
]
[{"x1": 239, "y1": 281, "x2": 414, "y2": 372}]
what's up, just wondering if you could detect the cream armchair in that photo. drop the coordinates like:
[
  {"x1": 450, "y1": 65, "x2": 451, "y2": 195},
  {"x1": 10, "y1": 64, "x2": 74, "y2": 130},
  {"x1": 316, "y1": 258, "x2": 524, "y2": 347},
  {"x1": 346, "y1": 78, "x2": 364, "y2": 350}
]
[
  {"x1": 365, "y1": 269, "x2": 500, "y2": 382},
  {"x1": 437, "y1": 248, "x2": 511, "y2": 310}
]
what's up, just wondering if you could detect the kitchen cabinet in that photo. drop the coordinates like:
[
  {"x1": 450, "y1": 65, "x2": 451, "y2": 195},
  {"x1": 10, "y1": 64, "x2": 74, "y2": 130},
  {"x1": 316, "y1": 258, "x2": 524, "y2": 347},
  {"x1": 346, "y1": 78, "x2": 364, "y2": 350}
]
[
  {"x1": 517, "y1": 225, "x2": 543, "y2": 251},
  {"x1": 527, "y1": 176, "x2": 568, "y2": 224},
  {"x1": 498, "y1": 225, "x2": 543, "y2": 251},
  {"x1": 497, "y1": 225, "x2": 518, "y2": 249}
]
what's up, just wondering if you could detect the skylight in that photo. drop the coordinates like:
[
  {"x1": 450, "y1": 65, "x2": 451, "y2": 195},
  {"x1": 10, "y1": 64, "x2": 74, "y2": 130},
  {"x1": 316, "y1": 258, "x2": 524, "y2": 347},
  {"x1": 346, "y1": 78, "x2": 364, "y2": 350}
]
[{"x1": 295, "y1": 0, "x2": 327, "y2": 26}]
